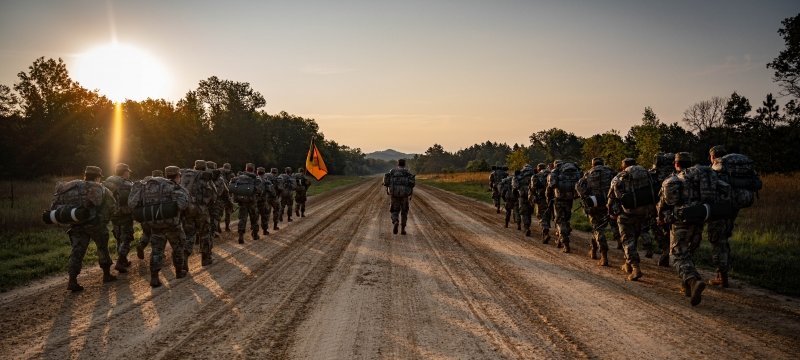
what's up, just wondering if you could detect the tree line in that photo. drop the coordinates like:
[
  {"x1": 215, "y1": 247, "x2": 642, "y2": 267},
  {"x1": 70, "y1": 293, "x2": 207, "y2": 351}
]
[
  {"x1": 0, "y1": 59, "x2": 393, "y2": 179},
  {"x1": 411, "y1": 14, "x2": 800, "y2": 174}
]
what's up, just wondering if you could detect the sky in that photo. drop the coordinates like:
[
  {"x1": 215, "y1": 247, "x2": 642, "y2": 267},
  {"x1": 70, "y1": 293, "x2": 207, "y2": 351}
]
[{"x1": 1, "y1": 0, "x2": 798, "y2": 154}]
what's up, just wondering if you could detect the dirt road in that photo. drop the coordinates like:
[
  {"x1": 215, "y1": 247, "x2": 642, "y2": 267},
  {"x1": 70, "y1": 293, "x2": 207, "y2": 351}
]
[{"x1": 1, "y1": 180, "x2": 799, "y2": 359}]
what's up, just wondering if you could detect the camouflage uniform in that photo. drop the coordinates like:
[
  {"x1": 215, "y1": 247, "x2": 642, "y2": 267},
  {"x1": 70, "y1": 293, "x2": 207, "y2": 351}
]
[
  {"x1": 293, "y1": 168, "x2": 311, "y2": 217},
  {"x1": 52, "y1": 166, "x2": 117, "y2": 291},
  {"x1": 129, "y1": 166, "x2": 189, "y2": 287},
  {"x1": 512, "y1": 164, "x2": 536, "y2": 236},
  {"x1": 608, "y1": 162, "x2": 657, "y2": 280},
  {"x1": 530, "y1": 164, "x2": 552, "y2": 241},
  {"x1": 181, "y1": 160, "x2": 217, "y2": 267},
  {"x1": 546, "y1": 161, "x2": 581, "y2": 251},
  {"x1": 135, "y1": 170, "x2": 163, "y2": 259},
  {"x1": 103, "y1": 163, "x2": 135, "y2": 272},
  {"x1": 220, "y1": 163, "x2": 236, "y2": 231},
  {"x1": 264, "y1": 169, "x2": 281, "y2": 230},
  {"x1": 256, "y1": 167, "x2": 277, "y2": 235},
  {"x1": 499, "y1": 174, "x2": 518, "y2": 228},
  {"x1": 277, "y1": 167, "x2": 295, "y2": 222},
  {"x1": 650, "y1": 153, "x2": 675, "y2": 266},
  {"x1": 206, "y1": 161, "x2": 228, "y2": 237},
  {"x1": 230, "y1": 164, "x2": 262, "y2": 242},
  {"x1": 383, "y1": 163, "x2": 415, "y2": 234},
  {"x1": 576, "y1": 159, "x2": 615, "y2": 265},
  {"x1": 489, "y1": 167, "x2": 507, "y2": 213}
]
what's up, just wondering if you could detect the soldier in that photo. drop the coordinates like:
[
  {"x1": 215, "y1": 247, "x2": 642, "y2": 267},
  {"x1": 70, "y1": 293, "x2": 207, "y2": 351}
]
[
  {"x1": 129, "y1": 165, "x2": 188, "y2": 287},
  {"x1": 52, "y1": 166, "x2": 117, "y2": 291},
  {"x1": 513, "y1": 164, "x2": 536, "y2": 236},
  {"x1": 229, "y1": 163, "x2": 262, "y2": 243},
  {"x1": 256, "y1": 167, "x2": 277, "y2": 235},
  {"x1": 650, "y1": 153, "x2": 676, "y2": 267},
  {"x1": 265, "y1": 168, "x2": 282, "y2": 230},
  {"x1": 608, "y1": 158, "x2": 656, "y2": 281},
  {"x1": 657, "y1": 152, "x2": 724, "y2": 306},
  {"x1": 136, "y1": 169, "x2": 163, "y2": 259},
  {"x1": 708, "y1": 145, "x2": 761, "y2": 288},
  {"x1": 530, "y1": 163, "x2": 552, "y2": 242},
  {"x1": 294, "y1": 167, "x2": 311, "y2": 217},
  {"x1": 500, "y1": 170, "x2": 519, "y2": 229},
  {"x1": 383, "y1": 159, "x2": 416, "y2": 235},
  {"x1": 206, "y1": 161, "x2": 228, "y2": 238},
  {"x1": 576, "y1": 157, "x2": 616, "y2": 266},
  {"x1": 103, "y1": 163, "x2": 135, "y2": 274},
  {"x1": 547, "y1": 160, "x2": 581, "y2": 253},
  {"x1": 181, "y1": 160, "x2": 217, "y2": 268},
  {"x1": 220, "y1": 162, "x2": 236, "y2": 231},
  {"x1": 489, "y1": 165, "x2": 507, "y2": 213},
  {"x1": 277, "y1": 167, "x2": 296, "y2": 222}
]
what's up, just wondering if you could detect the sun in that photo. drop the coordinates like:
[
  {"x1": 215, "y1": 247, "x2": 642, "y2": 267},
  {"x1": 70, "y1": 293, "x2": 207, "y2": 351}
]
[{"x1": 72, "y1": 43, "x2": 170, "y2": 102}]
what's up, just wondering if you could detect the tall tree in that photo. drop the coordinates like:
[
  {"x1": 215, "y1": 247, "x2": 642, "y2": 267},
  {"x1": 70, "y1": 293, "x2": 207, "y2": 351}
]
[
  {"x1": 722, "y1": 91, "x2": 752, "y2": 130},
  {"x1": 628, "y1": 107, "x2": 662, "y2": 168},
  {"x1": 767, "y1": 13, "x2": 800, "y2": 98},
  {"x1": 529, "y1": 128, "x2": 583, "y2": 162},
  {"x1": 754, "y1": 93, "x2": 785, "y2": 128},
  {"x1": 681, "y1": 97, "x2": 727, "y2": 133}
]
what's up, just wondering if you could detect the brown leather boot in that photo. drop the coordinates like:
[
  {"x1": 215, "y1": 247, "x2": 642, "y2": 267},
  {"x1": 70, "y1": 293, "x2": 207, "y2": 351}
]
[
  {"x1": 102, "y1": 265, "x2": 117, "y2": 283},
  {"x1": 238, "y1": 232, "x2": 245, "y2": 244},
  {"x1": 708, "y1": 271, "x2": 729, "y2": 288},
  {"x1": 150, "y1": 273, "x2": 162, "y2": 288},
  {"x1": 598, "y1": 248, "x2": 609, "y2": 267},
  {"x1": 688, "y1": 277, "x2": 706, "y2": 306},
  {"x1": 627, "y1": 264, "x2": 642, "y2": 281},
  {"x1": 67, "y1": 275, "x2": 84, "y2": 292}
]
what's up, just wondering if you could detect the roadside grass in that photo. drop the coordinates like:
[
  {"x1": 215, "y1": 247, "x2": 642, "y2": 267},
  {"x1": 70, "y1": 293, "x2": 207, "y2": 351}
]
[
  {"x1": 0, "y1": 175, "x2": 364, "y2": 292},
  {"x1": 420, "y1": 172, "x2": 800, "y2": 295}
]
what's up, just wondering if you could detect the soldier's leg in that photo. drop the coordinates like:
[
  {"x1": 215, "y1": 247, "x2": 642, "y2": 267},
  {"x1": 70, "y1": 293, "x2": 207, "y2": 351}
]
[
  {"x1": 707, "y1": 219, "x2": 731, "y2": 286},
  {"x1": 91, "y1": 225, "x2": 116, "y2": 282},
  {"x1": 200, "y1": 213, "x2": 213, "y2": 265},
  {"x1": 167, "y1": 226, "x2": 186, "y2": 278},
  {"x1": 286, "y1": 196, "x2": 294, "y2": 221},
  {"x1": 237, "y1": 202, "x2": 248, "y2": 243},
  {"x1": 259, "y1": 202, "x2": 270, "y2": 234},
  {"x1": 492, "y1": 190, "x2": 501, "y2": 211},
  {"x1": 114, "y1": 217, "x2": 134, "y2": 271},
  {"x1": 271, "y1": 199, "x2": 281, "y2": 230},
  {"x1": 610, "y1": 218, "x2": 622, "y2": 249},
  {"x1": 183, "y1": 216, "x2": 198, "y2": 262},
  {"x1": 619, "y1": 218, "x2": 641, "y2": 266},
  {"x1": 67, "y1": 228, "x2": 91, "y2": 290},
  {"x1": 671, "y1": 223, "x2": 705, "y2": 302},
  {"x1": 589, "y1": 210, "x2": 609, "y2": 265},
  {"x1": 247, "y1": 204, "x2": 259, "y2": 239},
  {"x1": 137, "y1": 223, "x2": 151, "y2": 259},
  {"x1": 149, "y1": 231, "x2": 167, "y2": 278},
  {"x1": 538, "y1": 200, "x2": 552, "y2": 243},
  {"x1": 639, "y1": 218, "x2": 654, "y2": 258},
  {"x1": 504, "y1": 200, "x2": 515, "y2": 227},
  {"x1": 224, "y1": 202, "x2": 233, "y2": 231}
]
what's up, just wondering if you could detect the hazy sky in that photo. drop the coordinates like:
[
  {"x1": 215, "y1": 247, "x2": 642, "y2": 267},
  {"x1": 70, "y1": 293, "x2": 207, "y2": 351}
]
[{"x1": 1, "y1": 0, "x2": 798, "y2": 153}]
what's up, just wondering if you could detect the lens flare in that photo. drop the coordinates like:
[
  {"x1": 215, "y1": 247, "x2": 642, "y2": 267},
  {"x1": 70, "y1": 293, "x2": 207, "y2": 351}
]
[{"x1": 111, "y1": 102, "x2": 123, "y2": 169}]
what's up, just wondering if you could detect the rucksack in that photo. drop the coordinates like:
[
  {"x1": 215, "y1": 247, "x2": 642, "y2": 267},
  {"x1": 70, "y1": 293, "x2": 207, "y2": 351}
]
[
  {"x1": 500, "y1": 177, "x2": 517, "y2": 203},
  {"x1": 293, "y1": 173, "x2": 310, "y2": 194},
  {"x1": 103, "y1": 175, "x2": 133, "y2": 215},
  {"x1": 614, "y1": 165, "x2": 656, "y2": 214},
  {"x1": 653, "y1": 153, "x2": 676, "y2": 183},
  {"x1": 576, "y1": 165, "x2": 615, "y2": 208},
  {"x1": 680, "y1": 165, "x2": 722, "y2": 205},
  {"x1": 712, "y1": 153, "x2": 762, "y2": 209},
  {"x1": 384, "y1": 168, "x2": 415, "y2": 197},
  {"x1": 230, "y1": 173, "x2": 258, "y2": 202},
  {"x1": 276, "y1": 174, "x2": 295, "y2": 197},
  {"x1": 43, "y1": 180, "x2": 104, "y2": 225},
  {"x1": 512, "y1": 166, "x2": 535, "y2": 199},
  {"x1": 550, "y1": 162, "x2": 581, "y2": 200},
  {"x1": 180, "y1": 169, "x2": 215, "y2": 206},
  {"x1": 130, "y1": 178, "x2": 180, "y2": 224}
]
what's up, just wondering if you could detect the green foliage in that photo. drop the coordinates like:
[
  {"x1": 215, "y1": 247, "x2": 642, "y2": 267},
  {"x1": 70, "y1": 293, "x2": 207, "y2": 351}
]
[
  {"x1": 506, "y1": 148, "x2": 530, "y2": 171},
  {"x1": 305, "y1": 176, "x2": 367, "y2": 196},
  {"x1": 465, "y1": 159, "x2": 490, "y2": 172},
  {"x1": 767, "y1": 13, "x2": 800, "y2": 98},
  {"x1": 529, "y1": 128, "x2": 583, "y2": 163},
  {"x1": 581, "y1": 130, "x2": 627, "y2": 170},
  {"x1": 628, "y1": 106, "x2": 662, "y2": 168}
]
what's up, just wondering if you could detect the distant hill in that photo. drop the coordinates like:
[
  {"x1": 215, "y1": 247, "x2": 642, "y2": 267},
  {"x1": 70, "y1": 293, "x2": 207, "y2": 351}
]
[{"x1": 365, "y1": 149, "x2": 415, "y2": 161}]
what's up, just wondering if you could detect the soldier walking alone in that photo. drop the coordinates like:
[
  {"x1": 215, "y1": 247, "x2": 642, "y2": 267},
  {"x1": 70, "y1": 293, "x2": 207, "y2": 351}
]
[{"x1": 383, "y1": 159, "x2": 416, "y2": 235}]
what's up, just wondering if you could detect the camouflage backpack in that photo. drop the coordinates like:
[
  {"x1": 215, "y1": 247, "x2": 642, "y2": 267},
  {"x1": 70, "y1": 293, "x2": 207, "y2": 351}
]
[
  {"x1": 576, "y1": 165, "x2": 615, "y2": 208},
  {"x1": 668, "y1": 166, "x2": 733, "y2": 223},
  {"x1": 500, "y1": 176, "x2": 517, "y2": 203},
  {"x1": 712, "y1": 153, "x2": 762, "y2": 209},
  {"x1": 530, "y1": 169, "x2": 549, "y2": 197},
  {"x1": 276, "y1": 173, "x2": 295, "y2": 197},
  {"x1": 230, "y1": 173, "x2": 258, "y2": 202},
  {"x1": 43, "y1": 180, "x2": 104, "y2": 225},
  {"x1": 103, "y1": 175, "x2": 133, "y2": 215},
  {"x1": 293, "y1": 173, "x2": 310, "y2": 194},
  {"x1": 181, "y1": 169, "x2": 216, "y2": 206},
  {"x1": 513, "y1": 165, "x2": 535, "y2": 199},
  {"x1": 130, "y1": 177, "x2": 180, "y2": 224},
  {"x1": 680, "y1": 165, "x2": 723, "y2": 205},
  {"x1": 550, "y1": 162, "x2": 581, "y2": 200},
  {"x1": 652, "y1": 152, "x2": 676, "y2": 183},
  {"x1": 613, "y1": 165, "x2": 656, "y2": 214},
  {"x1": 384, "y1": 168, "x2": 415, "y2": 197}
]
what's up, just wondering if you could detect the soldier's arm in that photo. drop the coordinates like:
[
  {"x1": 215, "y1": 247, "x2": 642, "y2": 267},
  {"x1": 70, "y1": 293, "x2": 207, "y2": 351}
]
[{"x1": 174, "y1": 187, "x2": 190, "y2": 211}]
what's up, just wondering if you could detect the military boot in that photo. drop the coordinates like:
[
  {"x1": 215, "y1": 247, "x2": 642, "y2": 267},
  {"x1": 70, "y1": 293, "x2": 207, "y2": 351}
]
[
  {"x1": 252, "y1": 231, "x2": 260, "y2": 241},
  {"x1": 598, "y1": 248, "x2": 609, "y2": 267},
  {"x1": 504, "y1": 218, "x2": 510, "y2": 228},
  {"x1": 688, "y1": 277, "x2": 706, "y2": 306},
  {"x1": 496, "y1": 207, "x2": 501, "y2": 214},
  {"x1": 542, "y1": 229, "x2": 550, "y2": 244},
  {"x1": 621, "y1": 262, "x2": 632, "y2": 274},
  {"x1": 681, "y1": 281, "x2": 691, "y2": 297},
  {"x1": 201, "y1": 254, "x2": 213, "y2": 267},
  {"x1": 562, "y1": 241, "x2": 571, "y2": 253},
  {"x1": 589, "y1": 245, "x2": 598, "y2": 260},
  {"x1": 616, "y1": 239, "x2": 623, "y2": 250},
  {"x1": 175, "y1": 265, "x2": 187, "y2": 279},
  {"x1": 274, "y1": 222, "x2": 280, "y2": 230},
  {"x1": 301, "y1": 211, "x2": 305, "y2": 218},
  {"x1": 136, "y1": 246, "x2": 145, "y2": 260},
  {"x1": 225, "y1": 222, "x2": 231, "y2": 232},
  {"x1": 102, "y1": 265, "x2": 117, "y2": 283},
  {"x1": 708, "y1": 271, "x2": 729, "y2": 288},
  {"x1": 295, "y1": 208, "x2": 301, "y2": 217},
  {"x1": 645, "y1": 248, "x2": 654, "y2": 259},
  {"x1": 67, "y1": 275, "x2": 84, "y2": 292},
  {"x1": 627, "y1": 264, "x2": 642, "y2": 281},
  {"x1": 401, "y1": 226, "x2": 407, "y2": 235},
  {"x1": 658, "y1": 253, "x2": 670, "y2": 267},
  {"x1": 516, "y1": 222, "x2": 521, "y2": 231},
  {"x1": 182, "y1": 258, "x2": 190, "y2": 273},
  {"x1": 114, "y1": 259, "x2": 128, "y2": 273},
  {"x1": 525, "y1": 228, "x2": 531, "y2": 237},
  {"x1": 150, "y1": 272, "x2": 162, "y2": 288},
  {"x1": 393, "y1": 222, "x2": 399, "y2": 234},
  {"x1": 263, "y1": 228, "x2": 269, "y2": 236},
  {"x1": 238, "y1": 232, "x2": 245, "y2": 244}
]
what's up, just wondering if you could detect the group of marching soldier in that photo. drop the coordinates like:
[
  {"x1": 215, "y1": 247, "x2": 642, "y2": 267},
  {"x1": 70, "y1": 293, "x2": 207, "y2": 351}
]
[
  {"x1": 47, "y1": 160, "x2": 311, "y2": 290},
  {"x1": 489, "y1": 145, "x2": 761, "y2": 306}
]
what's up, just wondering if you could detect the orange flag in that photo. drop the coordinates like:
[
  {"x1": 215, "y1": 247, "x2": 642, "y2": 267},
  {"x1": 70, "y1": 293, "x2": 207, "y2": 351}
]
[{"x1": 305, "y1": 139, "x2": 328, "y2": 181}]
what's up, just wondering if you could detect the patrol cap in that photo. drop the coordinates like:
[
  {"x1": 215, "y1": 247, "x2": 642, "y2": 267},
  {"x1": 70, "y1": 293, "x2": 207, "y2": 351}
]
[
  {"x1": 398, "y1": 159, "x2": 406, "y2": 167},
  {"x1": 297, "y1": 167, "x2": 304, "y2": 173},
  {"x1": 152, "y1": 170, "x2": 164, "y2": 177},
  {"x1": 536, "y1": 163, "x2": 547, "y2": 170},
  {"x1": 709, "y1": 145, "x2": 727, "y2": 157},
  {"x1": 256, "y1": 166, "x2": 266, "y2": 173},
  {"x1": 270, "y1": 168, "x2": 279, "y2": 174},
  {"x1": 115, "y1": 163, "x2": 132, "y2": 174},
  {"x1": 675, "y1": 152, "x2": 692, "y2": 162},
  {"x1": 245, "y1": 163, "x2": 255, "y2": 171},
  {"x1": 84, "y1": 166, "x2": 103, "y2": 176},
  {"x1": 622, "y1": 158, "x2": 636, "y2": 168},
  {"x1": 285, "y1": 166, "x2": 293, "y2": 173},
  {"x1": 206, "y1": 161, "x2": 217, "y2": 170},
  {"x1": 223, "y1": 163, "x2": 232, "y2": 170},
  {"x1": 194, "y1": 160, "x2": 206, "y2": 170},
  {"x1": 165, "y1": 166, "x2": 181, "y2": 176},
  {"x1": 591, "y1": 157, "x2": 604, "y2": 166}
]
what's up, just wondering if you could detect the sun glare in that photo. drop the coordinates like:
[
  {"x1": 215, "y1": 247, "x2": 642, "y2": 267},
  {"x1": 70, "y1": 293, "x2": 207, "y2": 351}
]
[{"x1": 73, "y1": 43, "x2": 169, "y2": 102}]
